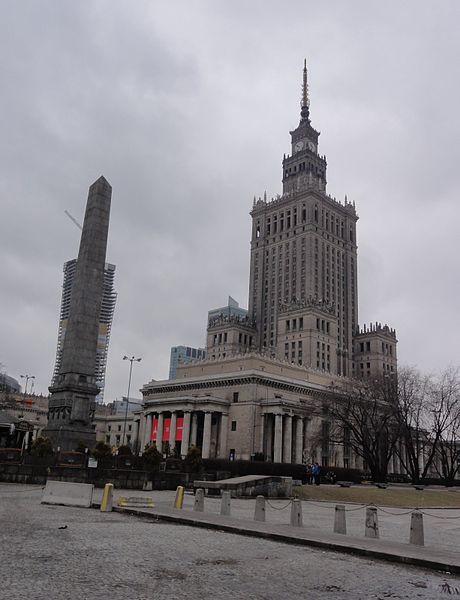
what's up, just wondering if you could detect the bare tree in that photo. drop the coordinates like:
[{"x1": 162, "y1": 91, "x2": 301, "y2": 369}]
[
  {"x1": 431, "y1": 367, "x2": 460, "y2": 484},
  {"x1": 328, "y1": 377, "x2": 400, "y2": 482},
  {"x1": 394, "y1": 367, "x2": 437, "y2": 483}
]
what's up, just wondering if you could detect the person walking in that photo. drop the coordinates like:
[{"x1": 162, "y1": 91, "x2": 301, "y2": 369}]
[{"x1": 312, "y1": 462, "x2": 321, "y2": 486}]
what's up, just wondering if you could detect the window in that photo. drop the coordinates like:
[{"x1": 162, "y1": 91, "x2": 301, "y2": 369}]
[
  {"x1": 366, "y1": 341, "x2": 371, "y2": 352},
  {"x1": 105, "y1": 435, "x2": 110, "y2": 444},
  {"x1": 231, "y1": 421, "x2": 237, "y2": 431},
  {"x1": 233, "y1": 392, "x2": 239, "y2": 403},
  {"x1": 128, "y1": 425, "x2": 132, "y2": 431},
  {"x1": 118, "y1": 425, "x2": 121, "y2": 432},
  {"x1": 108, "y1": 425, "x2": 112, "y2": 432}
]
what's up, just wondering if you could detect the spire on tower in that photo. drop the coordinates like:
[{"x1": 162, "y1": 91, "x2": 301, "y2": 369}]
[{"x1": 300, "y1": 59, "x2": 310, "y2": 122}]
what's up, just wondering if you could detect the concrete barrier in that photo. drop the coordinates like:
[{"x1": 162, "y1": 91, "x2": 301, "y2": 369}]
[
  {"x1": 254, "y1": 495, "x2": 266, "y2": 522},
  {"x1": 174, "y1": 486, "x2": 184, "y2": 510},
  {"x1": 334, "y1": 504, "x2": 346, "y2": 534},
  {"x1": 117, "y1": 496, "x2": 154, "y2": 508},
  {"x1": 220, "y1": 491, "x2": 231, "y2": 516},
  {"x1": 194, "y1": 488, "x2": 204, "y2": 512},
  {"x1": 290, "y1": 499, "x2": 303, "y2": 527},
  {"x1": 41, "y1": 480, "x2": 94, "y2": 508},
  {"x1": 409, "y1": 510, "x2": 424, "y2": 546},
  {"x1": 365, "y1": 507, "x2": 379, "y2": 539},
  {"x1": 100, "y1": 483, "x2": 113, "y2": 512}
]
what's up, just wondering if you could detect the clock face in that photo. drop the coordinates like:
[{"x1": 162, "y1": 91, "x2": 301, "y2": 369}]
[
  {"x1": 307, "y1": 141, "x2": 316, "y2": 152},
  {"x1": 294, "y1": 141, "x2": 304, "y2": 152}
]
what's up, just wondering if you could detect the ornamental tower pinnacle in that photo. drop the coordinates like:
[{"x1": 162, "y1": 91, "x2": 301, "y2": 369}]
[
  {"x1": 282, "y1": 61, "x2": 327, "y2": 194},
  {"x1": 300, "y1": 58, "x2": 310, "y2": 123}
]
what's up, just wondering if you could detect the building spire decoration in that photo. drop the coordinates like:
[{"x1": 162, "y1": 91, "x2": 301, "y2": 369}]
[{"x1": 300, "y1": 58, "x2": 310, "y2": 122}]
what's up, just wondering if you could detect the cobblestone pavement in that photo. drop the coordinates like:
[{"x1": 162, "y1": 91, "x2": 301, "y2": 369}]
[
  {"x1": 1, "y1": 484, "x2": 460, "y2": 600},
  {"x1": 93, "y1": 488, "x2": 460, "y2": 553}
]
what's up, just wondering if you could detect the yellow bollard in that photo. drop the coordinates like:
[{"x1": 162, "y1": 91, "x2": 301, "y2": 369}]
[
  {"x1": 174, "y1": 485, "x2": 184, "y2": 509},
  {"x1": 100, "y1": 483, "x2": 114, "y2": 512}
]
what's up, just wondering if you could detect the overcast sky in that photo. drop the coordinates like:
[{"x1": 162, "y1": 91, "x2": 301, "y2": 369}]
[{"x1": 1, "y1": 0, "x2": 459, "y2": 400}]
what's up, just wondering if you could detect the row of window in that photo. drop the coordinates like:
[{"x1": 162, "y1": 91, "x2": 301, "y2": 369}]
[
  {"x1": 106, "y1": 434, "x2": 131, "y2": 446},
  {"x1": 285, "y1": 317, "x2": 303, "y2": 332},
  {"x1": 108, "y1": 424, "x2": 132, "y2": 433}
]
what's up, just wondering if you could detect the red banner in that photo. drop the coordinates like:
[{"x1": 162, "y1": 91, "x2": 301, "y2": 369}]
[{"x1": 151, "y1": 417, "x2": 183, "y2": 442}]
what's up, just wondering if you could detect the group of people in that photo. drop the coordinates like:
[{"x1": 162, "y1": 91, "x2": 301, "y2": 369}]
[{"x1": 305, "y1": 463, "x2": 338, "y2": 486}]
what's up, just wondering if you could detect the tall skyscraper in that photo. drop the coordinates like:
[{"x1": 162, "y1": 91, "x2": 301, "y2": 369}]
[
  {"x1": 141, "y1": 62, "x2": 398, "y2": 465},
  {"x1": 52, "y1": 259, "x2": 117, "y2": 401},
  {"x1": 45, "y1": 177, "x2": 112, "y2": 450},
  {"x1": 248, "y1": 61, "x2": 359, "y2": 376}
]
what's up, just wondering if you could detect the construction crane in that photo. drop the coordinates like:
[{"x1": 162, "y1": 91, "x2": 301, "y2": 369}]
[{"x1": 64, "y1": 210, "x2": 83, "y2": 231}]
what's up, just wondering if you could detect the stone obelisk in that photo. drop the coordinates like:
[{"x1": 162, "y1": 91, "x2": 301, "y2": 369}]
[{"x1": 44, "y1": 176, "x2": 112, "y2": 451}]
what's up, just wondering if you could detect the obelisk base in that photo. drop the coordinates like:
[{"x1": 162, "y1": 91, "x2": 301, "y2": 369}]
[
  {"x1": 44, "y1": 375, "x2": 98, "y2": 452},
  {"x1": 43, "y1": 425, "x2": 96, "y2": 453}
]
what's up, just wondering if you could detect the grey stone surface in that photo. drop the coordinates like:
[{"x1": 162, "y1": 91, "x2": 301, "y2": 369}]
[
  {"x1": 45, "y1": 177, "x2": 112, "y2": 450},
  {"x1": 2, "y1": 484, "x2": 460, "y2": 600},
  {"x1": 93, "y1": 488, "x2": 460, "y2": 554},
  {"x1": 194, "y1": 487, "x2": 204, "y2": 511},
  {"x1": 254, "y1": 495, "x2": 266, "y2": 522},
  {"x1": 220, "y1": 490, "x2": 231, "y2": 516},
  {"x1": 41, "y1": 480, "x2": 94, "y2": 508},
  {"x1": 334, "y1": 504, "x2": 346, "y2": 534},
  {"x1": 365, "y1": 506, "x2": 379, "y2": 538},
  {"x1": 410, "y1": 510, "x2": 425, "y2": 546},
  {"x1": 193, "y1": 475, "x2": 292, "y2": 498}
]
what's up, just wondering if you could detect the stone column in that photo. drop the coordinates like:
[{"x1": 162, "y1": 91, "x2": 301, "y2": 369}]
[
  {"x1": 274, "y1": 414, "x2": 283, "y2": 463},
  {"x1": 190, "y1": 412, "x2": 198, "y2": 447},
  {"x1": 156, "y1": 412, "x2": 164, "y2": 453},
  {"x1": 303, "y1": 418, "x2": 310, "y2": 462},
  {"x1": 258, "y1": 413, "x2": 265, "y2": 454},
  {"x1": 180, "y1": 411, "x2": 191, "y2": 457},
  {"x1": 283, "y1": 415, "x2": 292, "y2": 463},
  {"x1": 132, "y1": 419, "x2": 139, "y2": 452},
  {"x1": 169, "y1": 411, "x2": 177, "y2": 450},
  {"x1": 295, "y1": 417, "x2": 304, "y2": 464},
  {"x1": 218, "y1": 413, "x2": 228, "y2": 458},
  {"x1": 265, "y1": 414, "x2": 273, "y2": 460},
  {"x1": 202, "y1": 411, "x2": 212, "y2": 459},
  {"x1": 144, "y1": 413, "x2": 152, "y2": 450}
]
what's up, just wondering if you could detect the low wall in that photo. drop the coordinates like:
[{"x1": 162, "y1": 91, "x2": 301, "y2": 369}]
[{"x1": 0, "y1": 463, "x2": 191, "y2": 490}]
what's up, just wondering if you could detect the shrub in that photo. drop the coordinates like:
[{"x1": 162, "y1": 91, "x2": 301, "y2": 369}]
[
  {"x1": 75, "y1": 441, "x2": 87, "y2": 454},
  {"x1": 92, "y1": 441, "x2": 111, "y2": 459},
  {"x1": 143, "y1": 444, "x2": 162, "y2": 468},
  {"x1": 184, "y1": 445, "x2": 203, "y2": 473},
  {"x1": 117, "y1": 444, "x2": 132, "y2": 456},
  {"x1": 30, "y1": 436, "x2": 54, "y2": 457}
]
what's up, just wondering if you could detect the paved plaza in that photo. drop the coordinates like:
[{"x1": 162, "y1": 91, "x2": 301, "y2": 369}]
[
  {"x1": 91, "y1": 487, "x2": 460, "y2": 554},
  {"x1": 1, "y1": 484, "x2": 460, "y2": 600}
]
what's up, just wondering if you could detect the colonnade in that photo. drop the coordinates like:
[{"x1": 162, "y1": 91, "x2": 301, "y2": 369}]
[
  {"x1": 141, "y1": 409, "x2": 228, "y2": 459},
  {"x1": 263, "y1": 413, "x2": 310, "y2": 464}
]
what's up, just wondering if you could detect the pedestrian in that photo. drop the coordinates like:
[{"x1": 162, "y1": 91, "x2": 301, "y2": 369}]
[
  {"x1": 305, "y1": 463, "x2": 312, "y2": 485},
  {"x1": 312, "y1": 462, "x2": 321, "y2": 486}
]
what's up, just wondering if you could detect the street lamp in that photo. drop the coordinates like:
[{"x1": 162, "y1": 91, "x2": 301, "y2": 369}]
[
  {"x1": 20, "y1": 374, "x2": 35, "y2": 395},
  {"x1": 122, "y1": 356, "x2": 142, "y2": 447}
]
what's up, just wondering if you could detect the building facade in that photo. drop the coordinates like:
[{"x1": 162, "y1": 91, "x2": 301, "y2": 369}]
[
  {"x1": 169, "y1": 346, "x2": 207, "y2": 379},
  {"x1": 141, "y1": 63, "x2": 398, "y2": 466},
  {"x1": 52, "y1": 258, "x2": 117, "y2": 402}
]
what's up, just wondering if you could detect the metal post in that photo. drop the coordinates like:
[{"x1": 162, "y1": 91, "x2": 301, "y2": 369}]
[{"x1": 122, "y1": 356, "x2": 141, "y2": 447}]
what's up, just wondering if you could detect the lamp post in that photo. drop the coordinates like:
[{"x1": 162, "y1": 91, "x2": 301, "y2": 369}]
[
  {"x1": 20, "y1": 374, "x2": 35, "y2": 395},
  {"x1": 122, "y1": 356, "x2": 141, "y2": 447}
]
